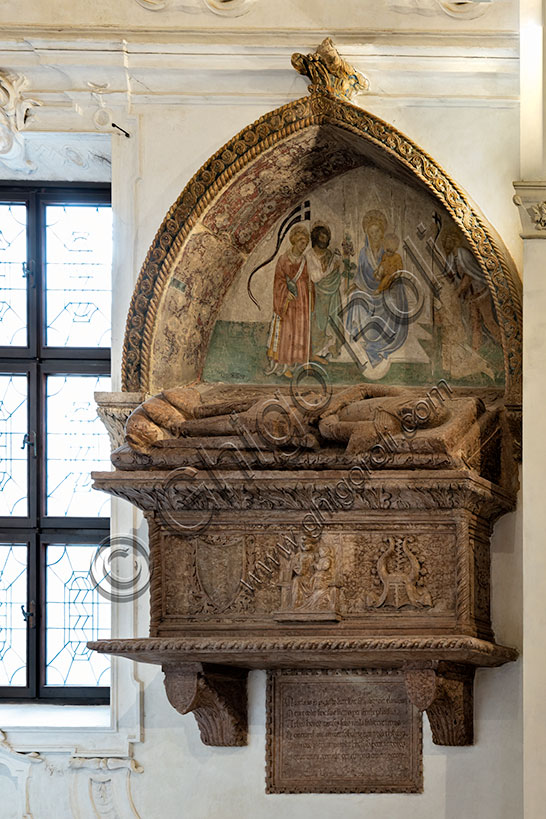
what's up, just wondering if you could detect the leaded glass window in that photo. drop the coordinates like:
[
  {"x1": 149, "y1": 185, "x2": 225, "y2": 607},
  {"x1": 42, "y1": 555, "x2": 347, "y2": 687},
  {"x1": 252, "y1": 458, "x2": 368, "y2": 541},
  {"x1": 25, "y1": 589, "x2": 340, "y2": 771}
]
[{"x1": 0, "y1": 185, "x2": 111, "y2": 702}]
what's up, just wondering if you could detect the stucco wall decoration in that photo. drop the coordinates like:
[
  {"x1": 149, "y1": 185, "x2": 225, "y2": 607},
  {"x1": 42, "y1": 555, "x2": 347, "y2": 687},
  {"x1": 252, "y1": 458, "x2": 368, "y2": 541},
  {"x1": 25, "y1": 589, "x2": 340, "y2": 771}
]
[{"x1": 91, "y1": 39, "x2": 521, "y2": 794}]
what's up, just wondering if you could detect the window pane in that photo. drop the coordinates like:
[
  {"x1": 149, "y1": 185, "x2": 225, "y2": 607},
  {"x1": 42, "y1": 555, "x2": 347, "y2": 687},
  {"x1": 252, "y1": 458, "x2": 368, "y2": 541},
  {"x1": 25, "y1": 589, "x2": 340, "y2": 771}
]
[
  {"x1": 45, "y1": 544, "x2": 110, "y2": 686},
  {"x1": 0, "y1": 543, "x2": 27, "y2": 686},
  {"x1": 46, "y1": 375, "x2": 111, "y2": 517},
  {"x1": 45, "y1": 205, "x2": 112, "y2": 347},
  {"x1": 0, "y1": 204, "x2": 27, "y2": 347},
  {"x1": 0, "y1": 374, "x2": 28, "y2": 517}
]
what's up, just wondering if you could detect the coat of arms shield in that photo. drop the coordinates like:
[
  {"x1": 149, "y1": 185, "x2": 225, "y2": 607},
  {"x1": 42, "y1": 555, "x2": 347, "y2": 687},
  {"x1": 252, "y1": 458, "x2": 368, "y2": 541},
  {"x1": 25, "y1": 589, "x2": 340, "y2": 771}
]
[{"x1": 195, "y1": 535, "x2": 246, "y2": 611}]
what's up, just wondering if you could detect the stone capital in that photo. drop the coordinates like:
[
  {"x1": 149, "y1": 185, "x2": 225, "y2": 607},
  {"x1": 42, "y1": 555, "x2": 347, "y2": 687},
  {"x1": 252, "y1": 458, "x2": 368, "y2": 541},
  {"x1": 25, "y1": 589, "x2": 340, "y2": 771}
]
[{"x1": 513, "y1": 181, "x2": 546, "y2": 238}]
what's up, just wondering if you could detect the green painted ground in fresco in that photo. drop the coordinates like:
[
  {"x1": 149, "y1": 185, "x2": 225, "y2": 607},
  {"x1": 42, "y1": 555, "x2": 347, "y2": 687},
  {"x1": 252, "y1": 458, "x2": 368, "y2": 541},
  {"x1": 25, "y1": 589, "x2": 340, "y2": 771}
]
[{"x1": 202, "y1": 321, "x2": 505, "y2": 387}]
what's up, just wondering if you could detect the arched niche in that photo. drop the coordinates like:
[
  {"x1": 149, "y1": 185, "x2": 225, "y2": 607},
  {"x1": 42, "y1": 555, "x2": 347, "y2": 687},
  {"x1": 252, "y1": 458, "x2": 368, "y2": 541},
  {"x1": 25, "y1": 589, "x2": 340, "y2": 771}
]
[{"x1": 122, "y1": 87, "x2": 521, "y2": 410}]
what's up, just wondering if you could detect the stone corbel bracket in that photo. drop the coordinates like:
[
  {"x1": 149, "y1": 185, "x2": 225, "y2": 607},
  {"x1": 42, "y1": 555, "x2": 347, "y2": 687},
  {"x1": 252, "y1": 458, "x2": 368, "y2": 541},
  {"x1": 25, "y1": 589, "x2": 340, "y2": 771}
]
[
  {"x1": 513, "y1": 181, "x2": 546, "y2": 238},
  {"x1": 162, "y1": 663, "x2": 248, "y2": 746},
  {"x1": 404, "y1": 663, "x2": 475, "y2": 746}
]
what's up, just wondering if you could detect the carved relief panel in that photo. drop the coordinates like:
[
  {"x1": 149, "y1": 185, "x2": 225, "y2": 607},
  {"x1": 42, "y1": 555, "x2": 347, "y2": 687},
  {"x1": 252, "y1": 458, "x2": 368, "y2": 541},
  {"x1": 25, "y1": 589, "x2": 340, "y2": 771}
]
[{"x1": 150, "y1": 515, "x2": 488, "y2": 639}]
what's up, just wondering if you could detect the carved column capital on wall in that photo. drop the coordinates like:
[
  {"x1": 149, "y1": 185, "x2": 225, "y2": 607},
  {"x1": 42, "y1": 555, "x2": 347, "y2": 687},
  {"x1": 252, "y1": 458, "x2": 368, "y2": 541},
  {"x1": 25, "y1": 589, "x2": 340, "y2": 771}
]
[
  {"x1": 162, "y1": 663, "x2": 248, "y2": 746},
  {"x1": 404, "y1": 663, "x2": 475, "y2": 746},
  {"x1": 95, "y1": 391, "x2": 149, "y2": 451},
  {"x1": 513, "y1": 182, "x2": 546, "y2": 238}
]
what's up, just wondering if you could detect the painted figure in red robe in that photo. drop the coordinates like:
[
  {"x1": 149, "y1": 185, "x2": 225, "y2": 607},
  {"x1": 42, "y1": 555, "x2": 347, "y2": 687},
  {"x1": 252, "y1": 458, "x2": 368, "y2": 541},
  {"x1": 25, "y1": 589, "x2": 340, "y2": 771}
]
[{"x1": 266, "y1": 225, "x2": 311, "y2": 378}]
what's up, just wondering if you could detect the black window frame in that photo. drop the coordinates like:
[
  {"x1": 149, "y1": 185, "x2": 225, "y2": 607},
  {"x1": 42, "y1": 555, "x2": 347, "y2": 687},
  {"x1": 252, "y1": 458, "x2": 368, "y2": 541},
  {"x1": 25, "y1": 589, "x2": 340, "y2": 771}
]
[{"x1": 0, "y1": 182, "x2": 111, "y2": 704}]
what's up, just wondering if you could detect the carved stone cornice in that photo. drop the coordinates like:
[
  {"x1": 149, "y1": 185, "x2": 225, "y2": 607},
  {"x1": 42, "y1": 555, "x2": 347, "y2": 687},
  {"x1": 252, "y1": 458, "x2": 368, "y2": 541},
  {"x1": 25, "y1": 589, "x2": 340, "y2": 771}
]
[
  {"x1": 92, "y1": 469, "x2": 516, "y2": 523},
  {"x1": 513, "y1": 181, "x2": 546, "y2": 238},
  {"x1": 89, "y1": 634, "x2": 517, "y2": 669}
]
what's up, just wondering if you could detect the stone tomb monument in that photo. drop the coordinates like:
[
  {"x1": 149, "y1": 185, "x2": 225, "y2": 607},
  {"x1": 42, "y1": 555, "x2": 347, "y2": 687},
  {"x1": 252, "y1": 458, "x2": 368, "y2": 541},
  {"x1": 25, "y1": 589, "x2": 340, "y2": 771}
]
[{"x1": 89, "y1": 41, "x2": 521, "y2": 793}]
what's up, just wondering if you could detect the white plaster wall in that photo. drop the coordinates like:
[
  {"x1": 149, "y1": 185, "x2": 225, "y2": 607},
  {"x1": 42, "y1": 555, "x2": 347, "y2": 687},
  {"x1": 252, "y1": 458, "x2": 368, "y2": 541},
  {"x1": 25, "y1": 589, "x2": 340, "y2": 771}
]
[{"x1": 0, "y1": 0, "x2": 519, "y2": 35}]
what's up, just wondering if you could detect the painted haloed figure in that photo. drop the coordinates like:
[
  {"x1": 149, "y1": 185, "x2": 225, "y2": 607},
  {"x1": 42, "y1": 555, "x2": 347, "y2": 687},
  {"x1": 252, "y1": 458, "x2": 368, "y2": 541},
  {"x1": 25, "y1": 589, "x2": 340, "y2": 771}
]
[
  {"x1": 306, "y1": 223, "x2": 343, "y2": 360},
  {"x1": 345, "y1": 210, "x2": 409, "y2": 375},
  {"x1": 441, "y1": 228, "x2": 500, "y2": 351},
  {"x1": 266, "y1": 225, "x2": 312, "y2": 379}
]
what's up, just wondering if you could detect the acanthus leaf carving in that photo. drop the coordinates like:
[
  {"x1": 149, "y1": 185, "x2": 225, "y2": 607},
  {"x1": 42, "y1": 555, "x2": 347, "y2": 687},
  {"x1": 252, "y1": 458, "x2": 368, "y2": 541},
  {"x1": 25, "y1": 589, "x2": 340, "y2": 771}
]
[
  {"x1": 404, "y1": 664, "x2": 475, "y2": 745},
  {"x1": 0, "y1": 70, "x2": 41, "y2": 172},
  {"x1": 513, "y1": 182, "x2": 546, "y2": 240},
  {"x1": 291, "y1": 38, "x2": 369, "y2": 101},
  {"x1": 162, "y1": 663, "x2": 248, "y2": 746},
  {"x1": 529, "y1": 200, "x2": 546, "y2": 230}
]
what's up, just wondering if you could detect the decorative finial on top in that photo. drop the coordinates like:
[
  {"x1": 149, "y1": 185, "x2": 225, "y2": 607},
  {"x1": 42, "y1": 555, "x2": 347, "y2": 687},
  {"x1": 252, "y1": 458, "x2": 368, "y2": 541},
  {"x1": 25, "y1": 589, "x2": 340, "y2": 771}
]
[{"x1": 291, "y1": 38, "x2": 369, "y2": 102}]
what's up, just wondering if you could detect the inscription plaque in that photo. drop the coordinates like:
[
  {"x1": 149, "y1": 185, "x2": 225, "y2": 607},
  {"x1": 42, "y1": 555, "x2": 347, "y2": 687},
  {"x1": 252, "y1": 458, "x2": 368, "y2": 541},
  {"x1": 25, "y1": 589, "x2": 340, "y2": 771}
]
[{"x1": 266, "y1": 669, "x2": 422, "y2": 793}]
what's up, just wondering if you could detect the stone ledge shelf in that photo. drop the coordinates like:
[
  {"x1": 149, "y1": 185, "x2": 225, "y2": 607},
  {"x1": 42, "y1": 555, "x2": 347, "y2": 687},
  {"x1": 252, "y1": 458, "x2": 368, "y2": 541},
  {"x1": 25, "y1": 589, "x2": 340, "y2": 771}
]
[
  {"x1": 88, "y1": 635, "x2": 517, "y2": 747},
  {"x1": 88, "y1": 635, "x2": 516, "y2": 670}
]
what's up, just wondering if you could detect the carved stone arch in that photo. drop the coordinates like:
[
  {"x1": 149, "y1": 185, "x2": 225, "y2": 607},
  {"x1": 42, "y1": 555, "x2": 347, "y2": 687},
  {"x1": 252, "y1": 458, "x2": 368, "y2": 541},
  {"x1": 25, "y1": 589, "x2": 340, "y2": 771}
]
[{"x1": 122, "y1": 86, "x2": 521, "y2": 407}]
